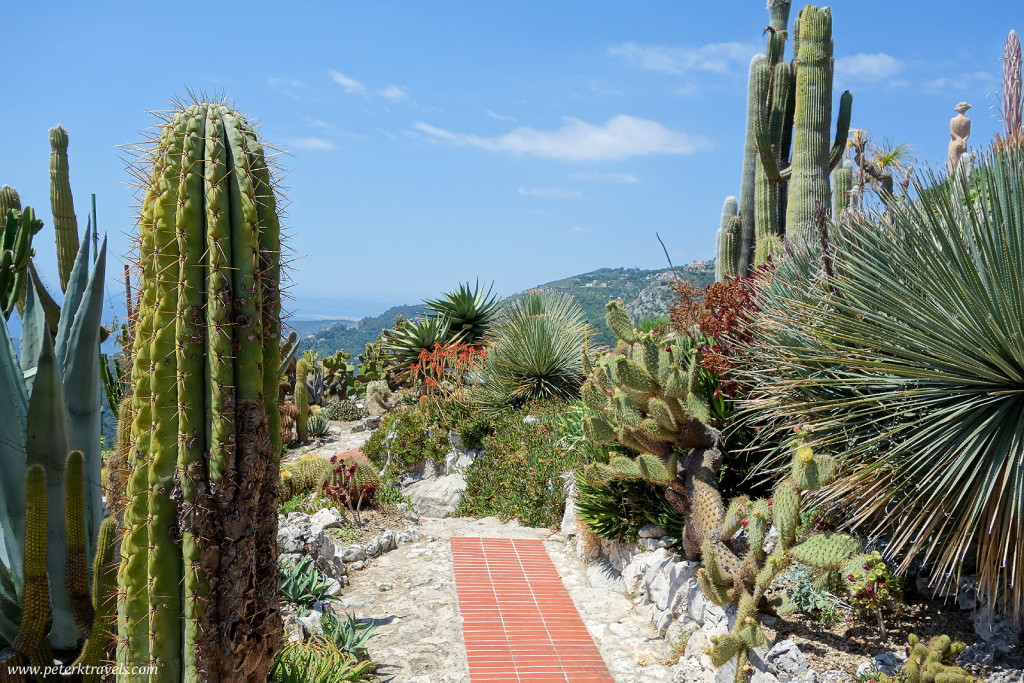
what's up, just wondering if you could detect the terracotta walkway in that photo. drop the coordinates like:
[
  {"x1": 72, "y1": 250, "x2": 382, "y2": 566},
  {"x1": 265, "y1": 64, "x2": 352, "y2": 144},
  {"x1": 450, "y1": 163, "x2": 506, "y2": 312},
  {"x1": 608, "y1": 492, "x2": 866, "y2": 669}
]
[{"x1": 451, "y1": 537, "x2": 615, "y2": 682}]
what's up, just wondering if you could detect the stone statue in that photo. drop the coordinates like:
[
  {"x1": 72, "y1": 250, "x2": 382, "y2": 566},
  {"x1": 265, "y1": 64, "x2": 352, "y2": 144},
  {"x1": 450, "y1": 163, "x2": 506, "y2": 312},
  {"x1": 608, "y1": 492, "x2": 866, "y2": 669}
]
[{"x1": 947, "y1": 102, "x2": 972, "y2": 172}]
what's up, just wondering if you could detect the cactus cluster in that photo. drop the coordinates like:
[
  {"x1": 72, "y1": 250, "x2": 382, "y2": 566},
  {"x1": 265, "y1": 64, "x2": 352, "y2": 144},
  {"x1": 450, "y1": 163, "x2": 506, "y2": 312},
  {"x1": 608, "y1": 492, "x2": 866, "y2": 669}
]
[
  {"x1": 581, "y1": 303, "x2": 875, "y2": 683},
  {"x1": 116, "y1": 100, "x2": 283, "y2": 682},
  {"x1": 717, "y1": 2, "x2": 852, "y2": 279},
  {"x1": 697, "y1": 433, "x2": 865, "y2": 681},
  {"x1": 0, "y1": 204, "x2": 42, "y2": 320},
  {"x1": 875, "y1": 635, "x2": 975, "y2": 683},
  {"x1": 580, "y1": 301, "x2": 726, "y2": 560},
  {"x1": 279, "y1": 454, "x2": 334, "y2": 499}
]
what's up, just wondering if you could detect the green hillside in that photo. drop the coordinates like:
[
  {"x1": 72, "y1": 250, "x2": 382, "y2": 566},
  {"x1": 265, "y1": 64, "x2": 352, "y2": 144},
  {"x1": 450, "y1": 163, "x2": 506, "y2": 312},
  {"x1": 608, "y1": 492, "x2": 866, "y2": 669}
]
[{"x1": 303, "y1": 261, "x2": 715, "y2": 358}]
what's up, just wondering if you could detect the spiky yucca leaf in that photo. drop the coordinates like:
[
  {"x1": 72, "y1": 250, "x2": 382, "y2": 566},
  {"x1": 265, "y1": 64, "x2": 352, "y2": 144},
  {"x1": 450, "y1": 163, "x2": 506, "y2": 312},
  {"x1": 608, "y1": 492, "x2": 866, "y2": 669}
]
[
  {"x1": 476, "y1": 290, "x2": 587, "y2": 411},
  {"x1": 383, "y1": 315, "x2": 454, "y2": 374},
  {"x1": 423, "y1": 280, "x2": 500, "y2": 345},
  {"x1": 736, "y1": 146, "x2": 1024, "y2": 619}
]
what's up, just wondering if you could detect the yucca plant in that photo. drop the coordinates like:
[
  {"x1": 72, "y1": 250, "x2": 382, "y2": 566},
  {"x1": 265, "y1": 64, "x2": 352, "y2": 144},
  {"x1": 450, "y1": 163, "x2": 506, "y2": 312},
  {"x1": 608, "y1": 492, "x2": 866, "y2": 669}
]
[
  {"x1": 423, "y1": 280, "x2": 499, "y2": 345},
  {"x1": 735, "y1": 145, "x2": 1024, "y2": 620},
  {"x1": 475, "y1": 290, "x2": 587, "y2": 411},
  {"x1": 382, "y1": 315, "x2": 454, "y2": 379}
]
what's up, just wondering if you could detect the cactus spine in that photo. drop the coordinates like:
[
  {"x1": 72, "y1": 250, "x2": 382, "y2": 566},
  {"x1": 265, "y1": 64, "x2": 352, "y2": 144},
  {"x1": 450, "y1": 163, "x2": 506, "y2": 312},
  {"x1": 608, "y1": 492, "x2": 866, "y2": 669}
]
[
  {"x1": 49, "y1": 125, "x2": 80, "y2": 292},
  {"x1": 717, "y1": 3, "x2": 852, "y2": 279},
  {"x1": 117, "y1": 100, "x2": 283, "y2": 682}
]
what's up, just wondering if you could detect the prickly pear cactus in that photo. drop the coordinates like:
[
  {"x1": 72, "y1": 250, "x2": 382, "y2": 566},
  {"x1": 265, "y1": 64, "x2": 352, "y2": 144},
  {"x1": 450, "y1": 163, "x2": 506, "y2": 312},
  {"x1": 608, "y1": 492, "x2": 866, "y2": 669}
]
[
  {"x1": 581, "y1": 301, "x2": 726, "y2": 560},
  {"x1": 876, "y1": 634, "x2": 976, "y2": 683},
  {"x1": 116, "y1": 99, "x2": 283, "y2": 682},
  {"x1": 698, "y1": 431, "x2": 866, "y2": 683}
]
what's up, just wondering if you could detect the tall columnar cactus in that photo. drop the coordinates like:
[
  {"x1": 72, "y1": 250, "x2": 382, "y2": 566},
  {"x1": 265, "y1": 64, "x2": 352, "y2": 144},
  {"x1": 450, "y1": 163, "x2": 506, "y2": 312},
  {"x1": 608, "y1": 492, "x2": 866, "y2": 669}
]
[
  {"x1": 833, "y1": 160, "x2": 853, "y2": 215},
  {"x1": 49, "y1": 125, "x2": 80, "y2": 293},
  {"x1": 116, "y1": 100, "x2": 283, "y2": 683},
  {"x1": 716, "y1": 197, "x2": 742, "y2": 280},
  {"x1": 295, "y1": 357, "x2": 310, "y2": 443},
  {"x1": 1003, "y1": 30, "x2": 1022, "y2": 141},
  {"x1": 717, "y1": 3, "x2": 852, "y2": 279}
]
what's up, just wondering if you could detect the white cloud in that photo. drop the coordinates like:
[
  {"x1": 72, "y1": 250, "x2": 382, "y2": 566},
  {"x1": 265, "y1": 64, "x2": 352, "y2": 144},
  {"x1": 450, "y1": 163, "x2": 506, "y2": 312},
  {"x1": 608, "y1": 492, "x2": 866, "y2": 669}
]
[
  {"x1": 329, "y1": 70, "x2": 367, "y2": 95},
  {"x1": 412, "y1": 115, "x2": 709, "y2": 162},
  {"x1": 378, "y1": 84, "x2": 409, "y2": 101},
  {"x1": 570, "y1": 171, "x2": 640, "y2": 183},
  {"x1": 517, "y1": 187, "x2": 582, "y2": 199},
  {"x1": 923, "y1": 70, "x2": 998, "y2": 93},
  {"x1": 588, "y1": 80, "x2": 623, "y2": 97},
  {"x1": 609, "y1": 41, "x2": 760, "y2": 75},
  {"x1": 286, "y1": 137, "x2": 337, "y2": 151},
  {"x1": 835, "y1": 53, "x2": 906, "y2": 83},
  {"x1": 330, "y1": 70, "x2": 409, "y2": 100},
  {"x1": 486, "y1": 109, "x2": 517, "y2": 122},
  {"x1": 572, "y1": 226, "x2": 593, "y2": 233}
]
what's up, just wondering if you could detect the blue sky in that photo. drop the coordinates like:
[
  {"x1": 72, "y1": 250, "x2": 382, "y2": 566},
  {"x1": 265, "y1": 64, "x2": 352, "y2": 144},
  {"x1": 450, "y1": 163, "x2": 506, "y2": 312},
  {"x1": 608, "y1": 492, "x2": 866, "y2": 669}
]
[{"x1": 0, "y1": 1, "x2": 1017, "y2": 319}]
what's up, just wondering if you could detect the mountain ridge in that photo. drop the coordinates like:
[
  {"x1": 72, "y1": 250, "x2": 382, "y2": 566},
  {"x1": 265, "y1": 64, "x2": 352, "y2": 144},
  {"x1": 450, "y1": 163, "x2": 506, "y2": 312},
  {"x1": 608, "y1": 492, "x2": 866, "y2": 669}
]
[{"x1": 302, "y1": 260, "x2": 715, "y2": 358}]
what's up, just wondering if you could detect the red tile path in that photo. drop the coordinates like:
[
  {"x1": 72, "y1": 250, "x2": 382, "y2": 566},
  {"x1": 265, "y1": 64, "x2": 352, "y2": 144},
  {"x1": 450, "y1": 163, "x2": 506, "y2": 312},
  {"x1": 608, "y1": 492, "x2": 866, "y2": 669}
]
[{"x1": 451, "y1": 537, "x2": 615, "y2": 682}]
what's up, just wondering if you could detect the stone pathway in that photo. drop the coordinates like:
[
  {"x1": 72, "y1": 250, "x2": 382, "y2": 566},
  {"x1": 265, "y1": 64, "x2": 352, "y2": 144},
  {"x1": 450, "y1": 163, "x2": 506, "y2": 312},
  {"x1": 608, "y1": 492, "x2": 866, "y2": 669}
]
[{"x1": 337, "y1": 517, "x2": 672, "y2": 683}]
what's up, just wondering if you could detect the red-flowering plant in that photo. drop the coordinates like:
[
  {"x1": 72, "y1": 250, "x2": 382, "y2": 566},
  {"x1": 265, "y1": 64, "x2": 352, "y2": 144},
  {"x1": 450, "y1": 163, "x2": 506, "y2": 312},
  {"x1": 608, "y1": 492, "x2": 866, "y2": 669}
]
[
  {"x1": 411, "y1": 340, "x2": 486, "y2": 400},
  {"x1": 323, "y1": 455, "x2": 377, "y2": 525}
]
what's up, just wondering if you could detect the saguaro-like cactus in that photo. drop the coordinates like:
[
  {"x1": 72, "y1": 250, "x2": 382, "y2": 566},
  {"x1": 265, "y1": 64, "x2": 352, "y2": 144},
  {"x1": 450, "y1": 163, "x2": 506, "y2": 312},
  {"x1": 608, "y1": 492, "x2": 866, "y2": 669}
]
[
  {"x1": 49, "y1": 125, "x2": 80, "y2": 292},
  {"x1": 717, "y1": 3, "x2": 851, "y2": 279},
  {"x1": 117, "y1": 100, "x2": 283, "y2": 682}
]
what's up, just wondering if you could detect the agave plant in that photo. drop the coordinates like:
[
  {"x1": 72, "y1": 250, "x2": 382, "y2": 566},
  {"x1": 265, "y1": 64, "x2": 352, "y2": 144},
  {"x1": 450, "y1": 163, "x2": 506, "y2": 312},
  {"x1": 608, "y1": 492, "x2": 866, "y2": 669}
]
[
  {"x1": 382, "y1": 315, "x2": 454, "y2": 378},
  {"x1": 423, "y1": 280, "x2": 500, "y2": 345},
  {"x1": 475, "y1": 290, "x2": 587, "y2": 411},
  {"x1": 735, "y1": 145, "x2": 1024, "y2": 619}
]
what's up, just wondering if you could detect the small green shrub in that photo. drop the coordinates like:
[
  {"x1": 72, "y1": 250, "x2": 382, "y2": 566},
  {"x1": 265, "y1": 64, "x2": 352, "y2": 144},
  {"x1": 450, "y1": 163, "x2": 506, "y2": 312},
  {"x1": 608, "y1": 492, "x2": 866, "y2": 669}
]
[
  {"x1": 456, "y1": 414, "x2": 492, "y2": 450},
  {"x1": 270, "y1": 641, "x2": 374, "y2": 683},
  {"x1": 322, "y1": 611, "x2": 376, "y2": 659},
  {"x1": 362, "y1": 404, "x2": 448, "y2": 476},
  {"x1": 574, "y1": 471, "x2": 684, "y2": 544},
  {"x1": 307, "y1": 412, "x2": 331, "y2": 438},
  {"x1": 322, "y1": 399, "x2": 366, "y2": 422},
  {"x1": 280, "y1": 556, "x2": 338, "y2": 610},
  {"x1": 457, "y1": 403, "x2": 595, "y2": 527},
  {"x1": 279, "y1": 493, "x2": 339, "y2": 516}
]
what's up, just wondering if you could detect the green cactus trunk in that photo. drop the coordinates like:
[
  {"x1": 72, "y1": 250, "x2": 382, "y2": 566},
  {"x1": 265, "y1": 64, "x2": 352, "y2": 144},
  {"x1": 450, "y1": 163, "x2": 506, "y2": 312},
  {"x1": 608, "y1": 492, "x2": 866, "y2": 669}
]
[
  {"x1": 295, "y1": 358, "x2": 310, "y2": 443},
  {"x1": 735, "y1": 54, "x2": 766, "y2": 277},
  {"x1": 49, "y1": 126, "x2": 80, "y2": 293},
  {"x1": 833, "y1": 161, "x2": 853, "y2": 215},
  {"x1": 716, "y1": 197, "x2": 740, "y2": 280},
  {"x1": 117, "y1": 100, "x2": 283, "y2": 683},
  {"x1": 786, "y1": 7, "x2": 835, "y2": 247}
]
